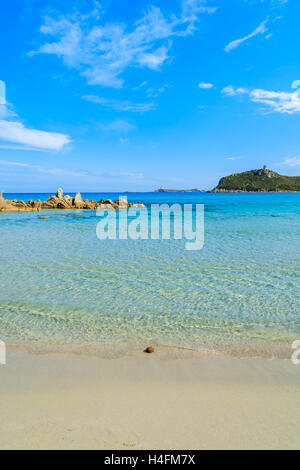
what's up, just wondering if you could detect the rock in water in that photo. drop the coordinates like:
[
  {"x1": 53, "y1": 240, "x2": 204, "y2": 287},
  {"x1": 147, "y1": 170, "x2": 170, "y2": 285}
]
[
  {"x1": 74, "y1": 192, "x2": 84, "y2": 208},
  {"x1": 74, "y1": 192, "x2": 82, "y2": 202},
  {"x1": 56, "y1": 188, "x2": 63, "y2": 199},
  {"x1": 116, "y1": 198, "x2": 128, "y2": 209},
  {"x1": 145, "y1": 346, "x2": 154, "y2": 354},
  {"x1": 0, "y1": 189, "x2": 146, "y2": 213},
  {"x1": 57, "y1": 199, "x2": 72, "y2": 209},
  {"x1": 62, "y1": 195, "x2": 73, "y2": 207},
  {"x1": 96, "y1": 199, "x2": 118, "y2": 210},
  {"x1": 0, "y1": 191, "x2": 5, "y2": 210}
]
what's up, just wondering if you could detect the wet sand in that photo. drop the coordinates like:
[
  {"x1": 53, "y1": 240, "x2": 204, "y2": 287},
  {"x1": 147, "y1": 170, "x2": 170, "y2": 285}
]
[{"x1": 0, "y1": 349, "x2": 299, "y2": 450}]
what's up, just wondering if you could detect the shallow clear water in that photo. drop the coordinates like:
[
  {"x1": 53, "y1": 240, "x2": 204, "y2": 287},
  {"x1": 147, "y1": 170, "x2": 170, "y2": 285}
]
[{"x1": 0, "y1": 192, "x2": 299, "y2": 357}]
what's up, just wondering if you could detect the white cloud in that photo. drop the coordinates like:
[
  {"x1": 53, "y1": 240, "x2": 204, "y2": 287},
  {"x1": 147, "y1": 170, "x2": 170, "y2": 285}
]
[
  {"x1": 0, "y1": 80, "x2": 71, "y2": 151},
  {"x1": 281, "y1": 157, "x2": 300, "y2": 167},
  {"x1": 222, "y1": 84, "x2": 300, "y2": 114},
  {"x1": 249, "y1": 89, "x2": 300, "y2": 114},
  {"x1": 198, "y1": 82, "x2": 214, "y2": 89},
  {"x1": 119, "y1": 138, "x2": 128, "y2": 144},
  {"x1": 221, "y1": 86, "x2": 248, "y2": 96},
  {"x1": 222, "y1": 86, "x2": 236, "y2": 96},
  {"x1": 30, "y1": 1, "x2": 216, "y2": 88},
  {"x1": 291, "y1": 80, "x2": 300, "y2": 90},
  {"x1": 0, "y1": 120, "x2": 71, "y2": 151},
  {"x1": 225, "y1": 19, "x2": 268, "y2": 53},
  {"x1": 83, "y1": 94, "x2": 156, "y2": 112}
]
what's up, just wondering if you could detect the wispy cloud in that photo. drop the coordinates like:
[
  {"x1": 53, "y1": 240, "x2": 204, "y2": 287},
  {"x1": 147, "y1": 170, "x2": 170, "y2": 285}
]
[
  {"x1": 0, "y1": 80, "x2": 71, "y2": 151},
  {"x1": 244, "y1": 0, "x2": 288, "y2": 5},
  {"x1": 0, "y1": 144, "x2": 42, "y2": 151},
  {"x1": 30, "y1": 1, "x2": 216, "y2": 88},
  {"x1": 83, "y1": 94, "x2": 156, "y2": 112},
  {"x1": 271, "y1": 0, "x2": 288, "y2": 5},
  {"x1": 280, "y1": 156, "x2": 300, "y2": 167},
  {"x1": 132, "y1": 81, "x2": 148, "y2": 90},
  {"x1": 222, "y1": 83, "x2": 300, "y2": 114},
  {"x1": 0, "y1": 80, "x2": 6, "y2": 105},
  {"x1": 198, "y1": 81, "x2": 214, "y2": 89},
  {"x1": 100, "y1": 119, "x2": 135, "y2": 132},
  {"x1": 226, "y1": 156, "x2": 245, "y2": 161},
  {"x1": 225, "y1": 19, "x2": 268, "y2": 53},
  {"x1": 146, "y1": 84, "x2": 169, "y2": 98},
  {"x1": 119, "y1": 171, "x2": 144, "y2": 178},
  {"x1": 0, "y1": 159, "x2": 30, "y2": 167},
  {"x1": 0, "y1": 159, "x2": 86, "y2": 176}
]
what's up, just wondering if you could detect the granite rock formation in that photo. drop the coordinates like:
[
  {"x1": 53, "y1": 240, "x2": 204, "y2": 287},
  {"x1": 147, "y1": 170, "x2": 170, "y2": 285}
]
[{"x1": 0, "y1": 190, "x2": 145, "y2": 213}]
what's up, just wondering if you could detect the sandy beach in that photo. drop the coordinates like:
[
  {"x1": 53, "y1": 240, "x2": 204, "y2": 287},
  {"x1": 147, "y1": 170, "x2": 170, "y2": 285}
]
[{"x1": 0, "y1": 349, "x2": 299, "y2": 450}]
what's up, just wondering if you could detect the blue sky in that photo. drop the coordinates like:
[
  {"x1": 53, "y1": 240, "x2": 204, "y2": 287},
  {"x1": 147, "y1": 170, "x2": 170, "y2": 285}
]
[{"x1": 0, "y1": 0, "x2": 300, "y2": 192}]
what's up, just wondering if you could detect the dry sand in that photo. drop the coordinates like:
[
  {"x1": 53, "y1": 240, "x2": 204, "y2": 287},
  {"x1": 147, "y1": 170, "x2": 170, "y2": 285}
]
[{"x1": 0, "y1": 348, "x2": 299, "y2": 450}]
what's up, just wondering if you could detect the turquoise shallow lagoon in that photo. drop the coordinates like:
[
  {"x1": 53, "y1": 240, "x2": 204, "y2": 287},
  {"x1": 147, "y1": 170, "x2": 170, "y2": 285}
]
[{"x1": 0, "y1": 193, "x2": 299, "y2": 357}]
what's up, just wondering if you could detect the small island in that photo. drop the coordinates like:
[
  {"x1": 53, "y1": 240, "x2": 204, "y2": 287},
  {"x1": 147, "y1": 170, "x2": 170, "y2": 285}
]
[
  {"x1": 155, "y1": 187, "x2": 205, "y2": 193},
  {"x1": 211, "y1": 166, "x2": 300, "y2": 193}
]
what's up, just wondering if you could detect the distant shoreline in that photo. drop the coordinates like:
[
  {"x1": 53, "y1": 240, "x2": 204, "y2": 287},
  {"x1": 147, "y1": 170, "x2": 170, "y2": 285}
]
[
  {"x1": 155, "y1": 189, "x2": 300, "y2": 193},
  {"x1": 2, "y1": 190, "x2": 300, "y2": 198},
  {"x1": 154, "y1": 188, "x2": 205, "y2": 193}
]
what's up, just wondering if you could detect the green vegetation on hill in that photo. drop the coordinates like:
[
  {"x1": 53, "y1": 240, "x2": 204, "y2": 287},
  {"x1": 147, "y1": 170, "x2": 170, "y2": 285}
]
[{"x1": 213, "y1": 166, "x2": 300, "y2": 192}]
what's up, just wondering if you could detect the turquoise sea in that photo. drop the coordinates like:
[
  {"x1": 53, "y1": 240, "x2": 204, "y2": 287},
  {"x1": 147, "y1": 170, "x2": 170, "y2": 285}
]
[{"x1": 0, "y1": 192, "x2": 299, "y2": 358}]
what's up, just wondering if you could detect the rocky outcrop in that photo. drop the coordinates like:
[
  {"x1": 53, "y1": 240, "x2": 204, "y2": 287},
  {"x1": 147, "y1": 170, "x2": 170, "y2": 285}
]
[
  {"x1": 115, "y1": 198, "x2": 129, "y2": 209},
  {"x1": 0, "y1": 189, "x2": 146, "y2": 213},
  {"x1": 0, "y1": 191, "x2": 41, "y2": 212},
  {"x1": 74, "y1": 192, "x2": 85, "y2": 209},
  {"x1": 97, "y1": 199, "x2": 117, "y2": 211},
  {"x1": 56, "y1": 188, "x2": 63, "y2": 199}
]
